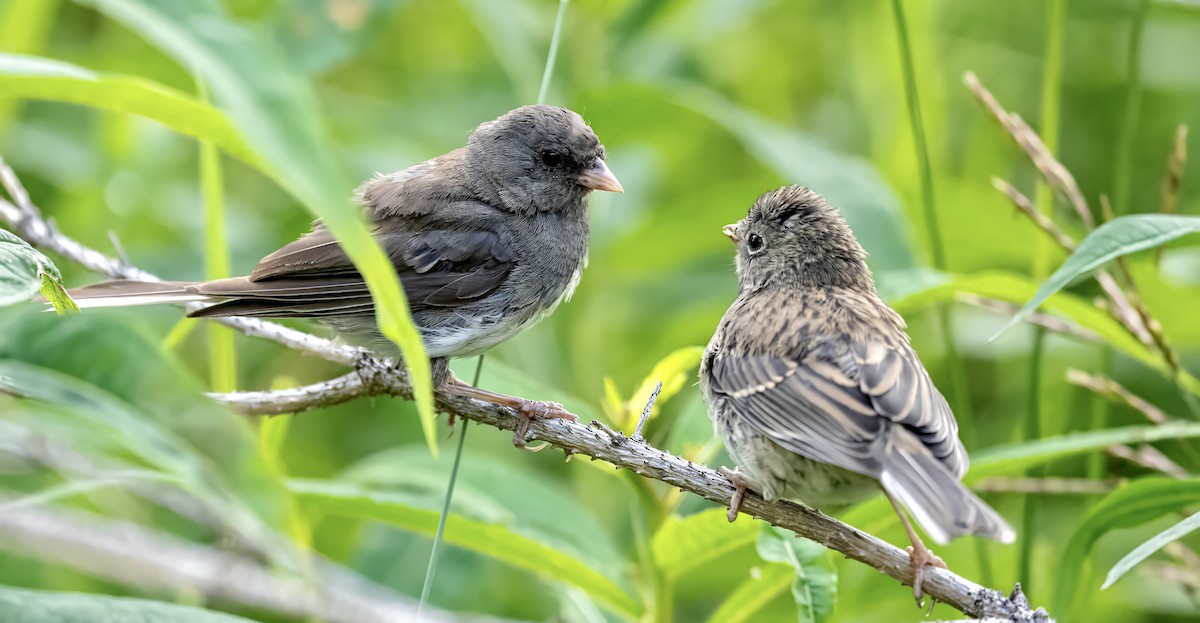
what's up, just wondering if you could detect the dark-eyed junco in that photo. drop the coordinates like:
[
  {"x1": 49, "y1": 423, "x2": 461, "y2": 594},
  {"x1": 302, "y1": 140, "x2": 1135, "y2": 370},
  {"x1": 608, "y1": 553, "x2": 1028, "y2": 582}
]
[
  {"x1": 699, "y1": 186, "x2": 1014, "y2": 601},
  {"x1": 67, "y1": 105, "x2": 623, "y2": 441}
]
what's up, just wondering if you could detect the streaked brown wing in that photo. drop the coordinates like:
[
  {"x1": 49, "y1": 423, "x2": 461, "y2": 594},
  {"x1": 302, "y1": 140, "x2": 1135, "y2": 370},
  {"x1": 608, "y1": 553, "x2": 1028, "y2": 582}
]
[
  {"x1": 188, "y1": 227, "x2": 514, "y2": 319},
  {"x1": 708, "y1": 339, "x2": 967, "y2": 480}
]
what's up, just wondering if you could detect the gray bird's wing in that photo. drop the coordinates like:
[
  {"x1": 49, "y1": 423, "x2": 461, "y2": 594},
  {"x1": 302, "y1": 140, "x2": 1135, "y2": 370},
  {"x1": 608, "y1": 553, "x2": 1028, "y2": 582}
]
[
  {"x1": 189, "y1": 220, "x2": 515, "y2": 319},
  {"x1": 707, "y1": 335, "x2": 968, "y2": 481}
]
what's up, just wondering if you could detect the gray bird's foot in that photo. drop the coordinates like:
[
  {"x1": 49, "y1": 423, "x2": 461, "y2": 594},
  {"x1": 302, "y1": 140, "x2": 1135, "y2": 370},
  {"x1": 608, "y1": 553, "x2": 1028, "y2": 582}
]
[
  {"x1": 445, "y1": 381, "x2": 578, "y2": 448},
  {"x1": 719, "y1": 466, "x2": 754, "y2": 523},
  {"x1": 512, "y1": 399, "x2": 574, "y2": 449},
  {"x1": 905, "y1": 544, "x2": 947, "y2": 604}
]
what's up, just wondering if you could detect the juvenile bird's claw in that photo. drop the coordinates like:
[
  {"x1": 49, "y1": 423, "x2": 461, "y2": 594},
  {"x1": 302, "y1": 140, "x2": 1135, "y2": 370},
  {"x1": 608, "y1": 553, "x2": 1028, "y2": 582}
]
[
  {"x1": 719, "y1": 466, "x2": 753, "y2": 522},
  {"x1": 905, "y1": 544, "x2": 947, "y2": 604}
]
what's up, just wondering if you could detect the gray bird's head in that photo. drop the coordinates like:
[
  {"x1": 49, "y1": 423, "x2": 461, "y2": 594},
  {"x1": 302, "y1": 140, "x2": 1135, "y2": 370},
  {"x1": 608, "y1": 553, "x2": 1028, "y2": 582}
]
[
  {"x1": 723, "y1": 186, "x2": 874, "y2": 293},
  {"x1": 467, "y1": 105, "x2": 622, "y2": 215}
]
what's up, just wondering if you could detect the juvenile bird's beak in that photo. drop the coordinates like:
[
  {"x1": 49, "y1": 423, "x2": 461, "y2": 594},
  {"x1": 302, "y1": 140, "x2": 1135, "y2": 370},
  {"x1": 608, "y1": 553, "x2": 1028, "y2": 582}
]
[
  {"x1": 577, "y1": 158, "x2": 624, "y2": 193},
  {"x1": 722, "y1": 223, "x2": 739, "y2": 243}
]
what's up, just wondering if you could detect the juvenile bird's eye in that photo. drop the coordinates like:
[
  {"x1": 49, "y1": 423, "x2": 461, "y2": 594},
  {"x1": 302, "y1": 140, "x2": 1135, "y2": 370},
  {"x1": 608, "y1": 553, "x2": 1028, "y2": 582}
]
[
  {"x1": 747, "y1": 233, "x2": 764, "y2": 252},
  {"x1": 539, "y1": 150, "x2": 566, "y2": 168}
]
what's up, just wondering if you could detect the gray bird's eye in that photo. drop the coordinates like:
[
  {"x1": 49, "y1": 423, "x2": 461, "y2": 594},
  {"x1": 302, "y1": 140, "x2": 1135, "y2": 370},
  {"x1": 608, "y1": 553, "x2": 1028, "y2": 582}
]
[
  {"x1": 538, "y1": 150, "x2": 566, "y2": 168},
  {"x1": 747, "y1": 233, "x2": 764, "y2": 252}
]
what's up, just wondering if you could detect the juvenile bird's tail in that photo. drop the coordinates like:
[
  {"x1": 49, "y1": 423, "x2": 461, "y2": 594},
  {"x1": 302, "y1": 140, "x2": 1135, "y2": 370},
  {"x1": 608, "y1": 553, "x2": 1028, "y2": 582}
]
[
  {"x1": 880, "y1": 431, "x2": 1016, "y2": 545},
  {"x1": 65, "y1": 280, "x2": 211, "y2": 309}
]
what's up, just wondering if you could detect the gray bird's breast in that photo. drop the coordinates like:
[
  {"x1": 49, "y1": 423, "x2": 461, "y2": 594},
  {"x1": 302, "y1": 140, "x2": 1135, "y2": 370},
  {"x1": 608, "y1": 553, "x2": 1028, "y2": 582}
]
[{"x1": 419, "y1": 212, "x2": 588, "y2": 359}]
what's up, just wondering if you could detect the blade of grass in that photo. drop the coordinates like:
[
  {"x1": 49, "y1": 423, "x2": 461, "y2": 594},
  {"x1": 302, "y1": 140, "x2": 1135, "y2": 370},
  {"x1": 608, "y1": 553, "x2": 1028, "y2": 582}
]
[
  {"x1": 892, "y1": 0, "x2": 990, "y2": 584},
  {"x1": 198, "y1": 82, "x2": 236, "y2": 394},
  {"x1": 1110, "y1": 0, "x2": 1148, "y2": 217},
  {"x1": 1019, "y1": 0, "x2": 1068, "y2": 605}
]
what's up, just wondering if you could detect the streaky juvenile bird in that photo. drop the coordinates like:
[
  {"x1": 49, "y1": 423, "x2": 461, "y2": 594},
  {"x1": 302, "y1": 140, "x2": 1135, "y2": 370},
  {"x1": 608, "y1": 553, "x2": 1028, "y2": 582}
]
[
  {"x1": 67, "y1": 105, "x2": 623, "y2": 443},
  {"x1": 699, "y1": 185, "x2": 1014, "y2": 601}
]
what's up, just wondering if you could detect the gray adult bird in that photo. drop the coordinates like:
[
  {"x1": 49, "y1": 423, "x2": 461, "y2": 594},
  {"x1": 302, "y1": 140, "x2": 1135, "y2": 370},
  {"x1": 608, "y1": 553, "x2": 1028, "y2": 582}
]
[
  {"x1": 67, "y1": 105, "x2": 623, "y2": 443},
  {"x1": 699, "y1": 185, "x2": 1014, "y2": 601}
]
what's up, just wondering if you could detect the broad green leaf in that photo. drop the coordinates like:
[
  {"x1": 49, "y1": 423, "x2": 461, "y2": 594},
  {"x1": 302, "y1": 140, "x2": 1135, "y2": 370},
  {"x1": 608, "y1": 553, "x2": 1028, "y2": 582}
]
[
  {"x1": 0, "y1": 228, "x2": 40, "y2": 306},
  {"x1": 1056, "y1": 478, "x2": 1200, "y2": 615},
  {"x1": 757, "y1": 525, "x2": 836, "y2": 623},
  {"x1": 0, "y1": 585, "x2": 259, "y2": 622},
  {"x1": 993, "y1": 215, "x2": 1200, "y2": 341},
  {"x1": 1103, "y1": 510, "x2": 1200, "y2": 590},
  {"x1": 341, "y1": 446, "x2": 627, "y2": 575},
  {"x1": 0, "y1": 314, "x2": 296, "y2": 554},
  {"x1": 653, "y1": 508, "x2": 760, "y2": 581},
  {"x1": 73, "y1": 0, "x2": 436, "y2": 455},
  {"x1": 889, "y1": 270, "x2": 1155, "y2": 369},
  {"x1": 291, "y1": 479, "x2": 643, "y2": 618},
  {"x1": 0, "y1": 53, "x2": 258, "y2": 167},
  {"x1": 706, "y1": 564, "x2": 795, "y2": 623}
]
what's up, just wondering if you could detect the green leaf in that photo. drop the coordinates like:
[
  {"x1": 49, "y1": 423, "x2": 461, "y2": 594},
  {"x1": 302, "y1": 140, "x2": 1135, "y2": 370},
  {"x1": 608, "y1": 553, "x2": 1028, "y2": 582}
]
[
  {"x1": 620, "y1": 345, "x2": 703, "y2": 431},
  {"x1": 0, "y1": 228, "x2": 41, "y2": 306},
  {"x1": 291, "y1": 479, "x2": 643, "y2": 618},
  {"x1": 72, "y1": 0, "x2": 437, "y2": 455},
  {"x1": 652, "y1": 508, "x2": 760, "y2": 581},
  {"x1": 757, "y1": 525, "x2": 836, "y2": 623},
  {"x1": 1056, "y1": 478, "x2": 1200, "y2": 615},
  {"x1": 1103, "y1": 510, "x2": 1200, "y2": 590},
  {"x1": 0, "y1": 314, "x2": 296, "y2": 556},
  {"x1": 706, "y1": 564, "x2": 795, "y2": 623},
  {"x1": 889, "y1": 270, "x2": 1156, "y2": 370},
  {"x1": 992, "y1": 214, "x2": 1200, "y2": 341},
  {"x1": 0, "y1": 53, "x2": 259, "y2": 167},
  {"x1": 0, "y1": 585, "x2": 260, "y2": 622},
  {"x1": 39, "y1": 271, "x2": 78, "y2": 315}
]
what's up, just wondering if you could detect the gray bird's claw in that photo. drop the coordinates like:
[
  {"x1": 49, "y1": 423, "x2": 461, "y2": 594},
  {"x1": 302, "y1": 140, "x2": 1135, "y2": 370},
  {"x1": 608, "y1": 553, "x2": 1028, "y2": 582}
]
[{"x1": 513, "y1": 400, "x2": 576, "y2": 449}]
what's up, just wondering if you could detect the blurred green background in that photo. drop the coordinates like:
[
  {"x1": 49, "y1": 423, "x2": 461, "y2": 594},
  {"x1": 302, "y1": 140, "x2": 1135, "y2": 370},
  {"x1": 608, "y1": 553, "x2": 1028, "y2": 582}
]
[{"x1": 2, "y1": 0, "x2": 1200, "y2": 621}]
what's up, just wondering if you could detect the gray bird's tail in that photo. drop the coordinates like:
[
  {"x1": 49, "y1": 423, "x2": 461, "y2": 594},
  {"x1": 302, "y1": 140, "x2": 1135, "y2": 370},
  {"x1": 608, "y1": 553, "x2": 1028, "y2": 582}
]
[
  {"x1": 65, "y1": 280, "x2": 211, "y2": 309},
  {"x1": 880, "y1": 434, "x2": 1016, "y2": 545}
]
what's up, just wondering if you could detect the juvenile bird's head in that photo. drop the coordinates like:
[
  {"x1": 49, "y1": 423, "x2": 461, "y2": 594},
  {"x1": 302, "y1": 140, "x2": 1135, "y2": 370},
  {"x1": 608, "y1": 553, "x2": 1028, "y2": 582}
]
[
  {"x1": 467, "y1": 105, "x2": 622, "y2": 215},
  {"x1": 723, "y1": 185, "x2": 874, "y2": 293}
]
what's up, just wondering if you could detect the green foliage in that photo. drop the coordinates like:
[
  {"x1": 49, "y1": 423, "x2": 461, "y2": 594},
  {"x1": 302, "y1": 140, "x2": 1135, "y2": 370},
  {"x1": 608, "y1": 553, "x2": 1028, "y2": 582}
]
[
  {"x1": 1057, "y1": 478, "x2": 1200, "y2": 616},
  {"x1": 995, "y1": 215, "x2": 1200, "y2": 341},
  {"x1": 0, "y1": 228, "x2": 74, "y2": 313},
  {"x1": 1103, "y1": 510, "x2": 1200, "y2": 590},
  {"x1": 756, "y1": 526, "x2": 836, "y2": 623},
  {"x1": 2, "y1": 1, "x2": 1200, "y2": 621},
  {"x1": 0, "y1": 585, "x2": 259, "y2": 623}
]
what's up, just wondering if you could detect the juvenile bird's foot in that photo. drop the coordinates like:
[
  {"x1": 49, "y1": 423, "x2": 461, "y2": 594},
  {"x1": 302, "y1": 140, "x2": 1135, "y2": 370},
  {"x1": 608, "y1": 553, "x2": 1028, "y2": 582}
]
[
  {"x1": 905, "y1": 543, "x2": 946, "y2": 604},
  {"x1": 446, "y1": 381, "x2": 578, "y2": 448},
  {"x1": 719, "y1": 466, "x2": 754, "y2": 522}
]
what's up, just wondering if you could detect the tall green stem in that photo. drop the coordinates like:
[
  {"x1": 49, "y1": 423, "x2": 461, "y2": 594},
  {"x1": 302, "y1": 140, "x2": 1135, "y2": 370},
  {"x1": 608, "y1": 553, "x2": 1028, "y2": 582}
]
[
  {"x1": 199, "y1": 82, "x2": 236, "y2": 393},
  {"x1": 1111, "y1": 0, "x2": 1148, "y2": 217},
  {"x1": 1021, "y1": 0, "x2": 1068, "y2": 603}
]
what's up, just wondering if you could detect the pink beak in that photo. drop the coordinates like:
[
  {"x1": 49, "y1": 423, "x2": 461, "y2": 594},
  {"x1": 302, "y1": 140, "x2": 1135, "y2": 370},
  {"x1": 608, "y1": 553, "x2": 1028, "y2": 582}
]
[{"x1": 577, "y1": 158, "x2": 624, "y2": 193}]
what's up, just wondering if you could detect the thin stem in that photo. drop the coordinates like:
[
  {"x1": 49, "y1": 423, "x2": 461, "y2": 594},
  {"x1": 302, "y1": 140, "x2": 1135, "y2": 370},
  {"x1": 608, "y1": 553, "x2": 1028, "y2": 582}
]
[
  {"x1": 537, "y1": 0, "x2": 570, "y2": 105},
  {"x1": 1111, "y1": 0, "x2": 1148, "y2": 217},
  {"x1": 416, "y1": 355, "x2": 484, "y2": 620},
  {"x1": 198, "y1": 80, "x2": 236, "y2": 393},
  {"x1": 1019, "y1": 326, "x2": 1046, "y2": 597}
]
